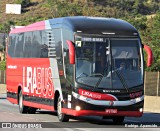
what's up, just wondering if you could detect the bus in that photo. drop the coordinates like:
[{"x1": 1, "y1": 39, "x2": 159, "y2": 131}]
[{"x1": 6, "y1": 16, "x2": 153, "y2": 123}]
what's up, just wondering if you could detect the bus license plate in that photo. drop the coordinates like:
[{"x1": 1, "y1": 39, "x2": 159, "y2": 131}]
[{"x1": 105, "y1": 109, "x2": 117, "y2": 113}]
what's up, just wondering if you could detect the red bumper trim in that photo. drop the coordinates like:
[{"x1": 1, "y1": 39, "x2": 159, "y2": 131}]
[
  {"x1": 7, "y1": 97, "x2": 18, "y2": 104},
  {"x1": 62, "y1": 108, "x2": 143, "y2": 117},
  {"x1": 23, "y1": 101, "x2": 54, "y2": 111}
]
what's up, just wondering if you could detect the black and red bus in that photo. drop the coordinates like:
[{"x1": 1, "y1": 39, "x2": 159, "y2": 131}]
[{"x1": 6, "y1": 16, "x2": 153, "y2": 123}]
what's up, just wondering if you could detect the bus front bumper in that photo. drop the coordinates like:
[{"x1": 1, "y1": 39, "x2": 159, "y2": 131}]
[{"x1": 62, "y1": 108, "x2": 143, "y2": 117}]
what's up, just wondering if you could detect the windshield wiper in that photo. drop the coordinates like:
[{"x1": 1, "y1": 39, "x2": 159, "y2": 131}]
[
  {"x1": 92, "y1": 59, "x2": 109, "y2": 91},
  {"x1": 115, "y1": 70, "x2": 129, "y2": 92},
  {"x1": 92, "y1": 75, "x2": 104, "y2": 91},
  {"x1": 76, "y1": 72, "x2": 88, "y2": 79}
]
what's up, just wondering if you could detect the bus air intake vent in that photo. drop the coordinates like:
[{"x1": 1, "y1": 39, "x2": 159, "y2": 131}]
[{"x1": 46, "y1": 30, "x2": 56, "y2": 58}]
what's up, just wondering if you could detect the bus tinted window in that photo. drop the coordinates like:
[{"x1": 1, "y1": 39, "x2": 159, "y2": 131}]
[
  {"x1": 8, "y1": 29, "x2": 74, "y2": 59},
  {"x1": 15, "y1": 33, "x2": 24, "y2": 58},
  {"x1": 32, "y1": 31, "x2": 41, "y2": 58},
  {"x1": 41, "y1": 31, "x2": 48, "y2": 58},
  {"x1": 24, "y1": 32, "x2": 32, "y2": 58},
  {"x1": 8, "y1": 35, "x2": 16, "y2": 57}
]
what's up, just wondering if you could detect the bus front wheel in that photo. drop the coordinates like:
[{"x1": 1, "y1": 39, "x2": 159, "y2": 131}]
[
  {"x1": 19, "y1": 90, "x2": 28, "y2": 114},
  {"x1": 57, "y1": 96, "x2": 69, "y2": 122}
]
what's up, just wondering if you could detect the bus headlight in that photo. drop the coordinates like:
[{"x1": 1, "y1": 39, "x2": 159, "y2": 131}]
[
  {"x1": 75, "y1": 106, "x2": 81, "y2": 111},
  {"x1": 139, "y1": 108, "x2": 143, "y2": 112}
]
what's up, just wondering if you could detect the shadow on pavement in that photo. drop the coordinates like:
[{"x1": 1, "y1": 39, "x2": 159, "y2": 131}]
[{"x1": 0, "y1": 93, "x2": 6, "y2": 99}]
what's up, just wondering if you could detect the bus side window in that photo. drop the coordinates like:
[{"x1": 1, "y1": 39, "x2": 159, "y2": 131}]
[
  {"x1": 56, "y1": 41, "x2": 63, "y2": 64},
  {"x1": 32, "y1": 31, "x2": 41, "y2": 58},
  {"x1": 62, "y1": 28, "x2": 74, "y2": 82},
  {"x1": 8, "y1": 35, "x2": 16, "y2": 57},
  {"x1": 64, "y1": 48, "x2": 74, "y2": 83},
  {"x1": 24, "y1": 32, "x2": 32, "y2": 58},
  {"x1": 15, "y1": 33, "x2": 24, "y2": 58},
  {"x1": 41, "y1": 30, "x2": 48, "y2": 58}
]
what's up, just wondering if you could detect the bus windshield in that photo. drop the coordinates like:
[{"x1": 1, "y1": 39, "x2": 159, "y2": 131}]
[{"x1": 75, "y1": 37, "x2": 143, "y2": 90}]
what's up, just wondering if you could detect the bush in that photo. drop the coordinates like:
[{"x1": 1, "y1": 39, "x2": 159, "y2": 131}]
[
  {"x1": 0, "y1": 61, "x2": 6, "y2": 71},
  {"x1": 15, "y1": 0, "x2": 31, "y2": 7}
]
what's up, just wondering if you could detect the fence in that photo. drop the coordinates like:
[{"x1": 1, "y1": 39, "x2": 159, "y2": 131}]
[
  {"x1": 145, "y1": 72, "x2": 160, "y2": 96},
  {"x1": 0, "y1": 70, "x2": 160, "y2": 96},
  {"x1": 0, "y1": 70, "x2": 5, "y2": 84}
]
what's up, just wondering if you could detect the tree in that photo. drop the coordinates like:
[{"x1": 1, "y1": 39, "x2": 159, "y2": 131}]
[
  {"x1": 0, "y1": 21, "x2": 14, "y2": 34},
  {"x1": 0, "y1": 61, "x2": 6, "y2": 71},
  {"x1": 0, "y1": 44, "x2": 4, "y2": 52},
  {"x1": 142, "y1": 13, "x2": 160, "y2": 71},
  {"x1": 47, "y1": 0, "x2": 61, "y2": 17}
]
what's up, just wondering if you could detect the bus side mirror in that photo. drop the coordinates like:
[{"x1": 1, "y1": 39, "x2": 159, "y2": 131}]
[
  {"x1": 66, "y1": 40, "x2": 75, "y2": 64},
  {"x1": 143, "y1": 45, "x2": 153, "y2": 67}
]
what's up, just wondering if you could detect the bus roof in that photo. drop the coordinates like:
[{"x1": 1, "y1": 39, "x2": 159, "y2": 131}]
[
  {"x1": 9, "y1": 21, "x2": 45, "y2": 34},
  {"x1": 10, "y1": 16, "x2": 138, "y2": 36}
]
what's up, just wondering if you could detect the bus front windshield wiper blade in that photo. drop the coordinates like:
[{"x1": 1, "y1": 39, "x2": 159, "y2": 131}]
[
  {"x1": 114, "y1": 70, "x2": 129, "y2": 92},
  {"x1": 92, "y1": 74, "x2": 104, "y2": 91}
]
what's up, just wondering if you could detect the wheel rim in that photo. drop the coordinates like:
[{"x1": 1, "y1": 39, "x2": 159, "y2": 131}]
[
  {"x1": 57, "y1": 98, "x2": 62, "y2": 119},
  {"x1": 19, "y1": 93, "x2": 23, "y2": 110}
]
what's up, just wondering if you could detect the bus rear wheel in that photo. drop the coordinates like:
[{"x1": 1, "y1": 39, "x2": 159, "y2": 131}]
[
  {"x1": 57, "y1": 96, "x2": 69, "y2": 122},
  {"x1": 112, "y1": 116, "x2": 124, "y2": 124},
  {"x1": 19, "y1": 90, "x2": 28, "y2": 114}
]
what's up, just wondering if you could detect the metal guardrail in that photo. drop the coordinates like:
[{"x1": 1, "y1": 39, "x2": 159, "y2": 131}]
[{"x1": 0, "y1": 70, "x2": 159, "y2": 96}]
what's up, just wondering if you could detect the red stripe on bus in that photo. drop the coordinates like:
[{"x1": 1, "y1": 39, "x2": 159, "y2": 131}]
[
  {"x1": 78, "y1": 89, "x2": 118, "y2": 101},
  {"x1": 7, "y1": 97, "x2": 18, "y2": 104},
  {"x1": 23, "y1": 101, "x2": 54, "y2": 111}
]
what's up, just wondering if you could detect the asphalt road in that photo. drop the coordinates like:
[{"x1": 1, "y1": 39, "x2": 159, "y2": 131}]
[{"x1": 0, "y1": 93, "x2": 160, "y2": 130}]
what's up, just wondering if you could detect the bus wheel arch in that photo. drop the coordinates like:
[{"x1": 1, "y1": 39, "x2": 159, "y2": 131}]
[
  {"x1": 18, "y1": 88, "x2": 37, "y2": 114},
  {"x1": 54, "y1": 90, "x2": 69, "y2": 122},
  {"x1": 18, "y1": 89, "x2": 28, "y2": 114},
  {"x1": 54, "y1": 90, "x2": 60, "y2": 111},
  {"x1": 17, "y1": 86, "x2": 22, "y2": 104}
]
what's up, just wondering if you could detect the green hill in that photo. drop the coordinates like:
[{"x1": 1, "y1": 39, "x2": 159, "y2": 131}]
[
  {"x1": 0, "y1": 0, "x2": 160, "y2": 26},
  {"x1": 0, "y1": 0, "x2": 50, "y2": 25},
  {"x1": 0, "y1": 0, "x2": 160, "y2": 71}
]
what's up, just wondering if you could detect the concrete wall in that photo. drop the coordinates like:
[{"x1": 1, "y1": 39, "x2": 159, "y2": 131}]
[
  {"x1": 144, "y1": 96, "x2": 160, "y2": 113},
  {"x1": 0, "y1": 84, "x2": 6, "y2": 94}
]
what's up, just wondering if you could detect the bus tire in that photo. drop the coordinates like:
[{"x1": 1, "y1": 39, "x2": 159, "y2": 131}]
[
  {"x1": 19, "y1": 90, "x2": 28, "y2": 114},
  {"x1": 112, "y1": 116, "x2": 124, "y2": 124},
  {"x1": 57, "y1": 96, "x2": 69, "y2": 122}
]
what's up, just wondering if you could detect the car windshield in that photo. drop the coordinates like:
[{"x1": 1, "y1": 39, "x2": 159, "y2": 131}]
[{"x1": 75, "y1": 37, "x2": 143, "y2": 89}]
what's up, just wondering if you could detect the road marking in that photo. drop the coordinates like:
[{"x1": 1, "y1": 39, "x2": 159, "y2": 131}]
[{"x1": 125, "y1": 119, "x2": 139, "y2": 122}]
